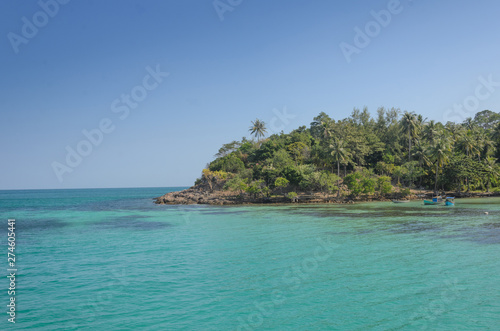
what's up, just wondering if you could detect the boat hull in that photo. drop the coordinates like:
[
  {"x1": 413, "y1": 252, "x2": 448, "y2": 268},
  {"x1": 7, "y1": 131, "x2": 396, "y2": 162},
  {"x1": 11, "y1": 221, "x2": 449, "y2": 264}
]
[{"x1": 424, "y1": 200, "x2": 442, "y2": 205}]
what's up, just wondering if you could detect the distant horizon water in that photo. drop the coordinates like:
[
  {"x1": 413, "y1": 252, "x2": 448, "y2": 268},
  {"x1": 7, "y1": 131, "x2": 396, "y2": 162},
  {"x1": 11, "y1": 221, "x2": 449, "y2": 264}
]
[{"x1": 0, "y1": 185, "x2": 191, "y2": 191}]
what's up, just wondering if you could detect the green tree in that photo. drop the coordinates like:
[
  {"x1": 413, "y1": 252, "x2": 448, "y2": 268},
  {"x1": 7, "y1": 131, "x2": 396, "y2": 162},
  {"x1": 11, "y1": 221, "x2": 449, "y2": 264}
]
[
  {"x1": 246, "y1": 180, "x2": 265, "y2": 198},
  {"x1": 224, "y1": 176, "x2": 248, "y2": 194},
  {"x1": 310, "y1": 112, "x2": 332, "y2": 139},
  {"x1": 215, "y1": 141, "x2": 241, "y2": 158},
  {"x1": 287, "y1": 141, "x2": 309, "y2": 165},
  {"x1": 473, "y1": 110, "x2": 500, "y2": 129},
  {"x1": 330, "y1": 138, "x2": 351, "y2": 196},
  {"x1": 249, "y1": 119, "x2": 267, "y2": 142},
  {"x1": 482, "y1": 157, "x2": 500, "y2": 192},
  {"x1": 401, "y1": 111, "x2": 419, "y2": 162},
  {"x1": 343, "y1": 172, "x2": 363, "y2": 197},
  {"x1": 274, "y1": 177, "x2": 290, "y2": 195},
  {"x1": 271, "y1": 149, "x2": 294, "y2": 169},
  {"x1": 376, "y1": 176, "x2": 392, "y2": 195},
  {"x1": 209, "y1": 153, "x2": 245, "y2": 173},
  {"x1": 424, "y1": 120, "x2": 439, "y2": 145},
  {"x1": 361, "y1": 176, "x2": 376, "y2": 194},
  {"x1": 286, "y1": 191, "x2": 298, "y2": 202},
  {"x1": 427, "y1": 138, "x2": 452, "y2": 193}
]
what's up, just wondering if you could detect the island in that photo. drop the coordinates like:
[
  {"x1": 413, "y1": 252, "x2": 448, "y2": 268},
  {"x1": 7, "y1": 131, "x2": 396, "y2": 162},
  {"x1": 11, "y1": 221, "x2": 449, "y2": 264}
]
[{"x1": 155, "y1": 108, "x2": 500, "y2": 205}]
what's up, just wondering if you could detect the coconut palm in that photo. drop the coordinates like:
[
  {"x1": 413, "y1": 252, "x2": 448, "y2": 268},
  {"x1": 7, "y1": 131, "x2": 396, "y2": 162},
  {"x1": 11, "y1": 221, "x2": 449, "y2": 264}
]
[
  {"x1": 474, "y1": 129, "x2": 494, "y2": 160},
  {"x1": 427, "y1": 137, "x2": 452, "y2": 193},
  {"x1": 482, "y1": 157, "x2": 499, "y2": 192},
  {"x1": 493, "y1": 122, "x2": 500, "y2": 142},
  {"x1": 412, "y1": 140, "x2": 431, "y2": 186},
  {"x1": 482, "y1": 135, "x2": 496, "y2": 158},
  {"x1": 424, "y1": 120, "x2": 439, "y2": 145},
  {"x1": 401, "y1": 111, "x2": 419, "y2": 162},
  {"x1": 330, "y1": 138, "x2": 351, "y2": 197},
  {"x1": 464, "y1": 117, "x2": 475, "y2": 131},
  {"x1": 320, "y1": 120, "x2": 333, "y2": 140},
  {"x1": 446, "y1": 122, "x2": 465, "y2": 144},
  {"x1": 459, "y1": 130, "x2": 479, "y2": 158},
  {"x1": 249, "y1": 119, "x2": 267, "y2": 142}
]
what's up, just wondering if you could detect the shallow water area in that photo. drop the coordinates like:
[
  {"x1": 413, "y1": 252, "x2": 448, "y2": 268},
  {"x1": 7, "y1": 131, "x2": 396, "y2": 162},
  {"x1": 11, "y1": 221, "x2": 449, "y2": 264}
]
[{"x1": 0, "y1": 188, "x2": 499, "y2": 330}]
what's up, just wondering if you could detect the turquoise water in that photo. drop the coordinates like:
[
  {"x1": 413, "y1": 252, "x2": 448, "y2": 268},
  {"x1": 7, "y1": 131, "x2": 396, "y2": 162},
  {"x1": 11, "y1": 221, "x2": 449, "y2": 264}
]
[{"x1": 1, "y1": 188, "x2": 499, "y2": 330}]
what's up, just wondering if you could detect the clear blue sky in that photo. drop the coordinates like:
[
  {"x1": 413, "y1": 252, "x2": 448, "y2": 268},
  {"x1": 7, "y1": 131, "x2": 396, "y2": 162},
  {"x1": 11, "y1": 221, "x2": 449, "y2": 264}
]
[{"x1": 1, "y1": 0, "x2": 500, "y2": 189}]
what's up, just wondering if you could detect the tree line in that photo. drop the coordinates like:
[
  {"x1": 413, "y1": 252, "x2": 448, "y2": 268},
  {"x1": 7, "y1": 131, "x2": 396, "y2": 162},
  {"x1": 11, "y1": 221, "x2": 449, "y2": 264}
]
[{"x1": 196, "y1": 108, "x2": 500, "y2": 199}]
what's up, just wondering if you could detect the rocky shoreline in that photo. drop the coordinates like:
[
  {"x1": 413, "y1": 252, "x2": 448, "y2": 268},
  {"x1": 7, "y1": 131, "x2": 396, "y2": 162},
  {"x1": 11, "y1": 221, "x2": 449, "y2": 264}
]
[{"x1": 153, "y1": 186, "x2": 500, "y2": 206}]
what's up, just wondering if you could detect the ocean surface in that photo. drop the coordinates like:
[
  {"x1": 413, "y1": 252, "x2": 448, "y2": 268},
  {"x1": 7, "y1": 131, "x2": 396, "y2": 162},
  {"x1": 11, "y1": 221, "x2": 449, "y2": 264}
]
[{"x1": 1, "y1": 187, "x2": 499, "y2": 330}]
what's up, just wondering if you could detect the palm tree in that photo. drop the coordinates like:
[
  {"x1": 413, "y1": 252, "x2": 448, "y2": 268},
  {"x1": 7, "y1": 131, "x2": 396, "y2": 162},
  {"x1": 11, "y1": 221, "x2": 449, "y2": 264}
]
[
  {"x1": 474, "y1": 129, "x2": 494, "y2": 161},
  {"x1": 320, "y1": 120, "x2": 333, "y2": 140},
  {"x1": 460, "y1": 130, "x2": 479, "y2": 158},
  {"x1": 330, "y1": 138, "x2": 351, "y2": 197},
  {"x1": 249, "y1": 119, "x2": 267, "y2": 142},
  {"x1": 446, "y1": 122, "x2": 465, "y2": 144},
  {"x1": 464, "y1": 117, "x2": 475, "y2": 131},
  {"x1": 424, "y1": 120, "x2": 439, "y2": 145},
  {"x1": 401, "y1": 111, "x2": 418, "y2": 162},
  {"x1": 427, "y1": 138, "x2": 452, "y2": 193},
  {"x1": 482, "y1": 157, "x2": 499, "y2": 192},
  {"x1": 493, "y1": 123, "x2": 500, "y2": 160},
  {"x1": 412, "y1": 140, "x2": 431, "y2": 186}
]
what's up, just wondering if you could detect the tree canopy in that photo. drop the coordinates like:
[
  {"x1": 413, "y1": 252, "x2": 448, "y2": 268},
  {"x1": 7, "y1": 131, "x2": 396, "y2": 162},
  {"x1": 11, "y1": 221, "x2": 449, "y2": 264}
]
[{"x1": 197, "y1": 108, "x2": 500, "y2": 197}]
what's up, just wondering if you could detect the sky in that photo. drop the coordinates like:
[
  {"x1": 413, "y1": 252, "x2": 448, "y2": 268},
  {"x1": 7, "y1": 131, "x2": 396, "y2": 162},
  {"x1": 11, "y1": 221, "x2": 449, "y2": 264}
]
[{"x1": 1, "y1": 0, "x2": 500, "y2": 190}]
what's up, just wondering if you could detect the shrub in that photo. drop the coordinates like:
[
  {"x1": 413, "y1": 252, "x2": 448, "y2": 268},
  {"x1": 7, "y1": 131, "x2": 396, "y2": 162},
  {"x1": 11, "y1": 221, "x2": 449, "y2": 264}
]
[
  {"x1": 274, "y1": 177, "x2": 289, "y2": 189},
  {"x1": 400, "y1": 187, "x2": 411, "y2": 197},
  {"x1": 202, "y1": 169, "x2": 231, "y2": 191},
  {"x1": 246, "y1": 180, "x2": 265, "y2": 198},
  {"x1": 280, "y1": 165, "x2": 303, "y2": 186},
  {"x1": 376, "y1": 176, "x2": 392, "y2": 195},
  {"x1": 224, "y1": 176, "x2": 248, "y2": 193},
  {"x1": 344, "y1": 172, "x2": 363, "y2": 196},
  {"x1": 286, "y1": 191, "x2": 298, "y2": 202},
  {"x1": 361, "y1": 177, "x2": 376, "y2": 194},
  {"x1": 209, "y1": 153, "x2": 245, "y2": 173}
]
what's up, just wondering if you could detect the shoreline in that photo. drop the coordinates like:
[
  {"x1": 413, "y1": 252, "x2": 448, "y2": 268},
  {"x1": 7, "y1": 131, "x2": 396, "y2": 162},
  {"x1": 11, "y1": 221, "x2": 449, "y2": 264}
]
[{"x1": 154, "y1": 186, "x2": 500, "y2": 206}]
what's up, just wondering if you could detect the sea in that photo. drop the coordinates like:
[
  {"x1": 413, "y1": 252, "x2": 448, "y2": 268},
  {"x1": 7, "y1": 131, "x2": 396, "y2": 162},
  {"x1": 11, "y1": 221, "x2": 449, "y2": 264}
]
[{"x1": 0, "y1": 187, "x2": 499, "y2": 330}]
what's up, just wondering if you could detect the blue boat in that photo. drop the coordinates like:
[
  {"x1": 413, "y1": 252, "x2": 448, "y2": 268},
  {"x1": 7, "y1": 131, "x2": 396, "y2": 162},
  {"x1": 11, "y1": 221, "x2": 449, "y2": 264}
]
[{"x1": 445, "y1": 197, "x2": 455, "y2": 206}]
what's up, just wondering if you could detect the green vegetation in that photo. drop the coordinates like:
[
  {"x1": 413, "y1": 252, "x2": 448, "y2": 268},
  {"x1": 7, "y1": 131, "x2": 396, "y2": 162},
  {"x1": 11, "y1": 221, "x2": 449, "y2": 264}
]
[{"x1": 197, "y1": 108, "x2": 500, "y2": 198}]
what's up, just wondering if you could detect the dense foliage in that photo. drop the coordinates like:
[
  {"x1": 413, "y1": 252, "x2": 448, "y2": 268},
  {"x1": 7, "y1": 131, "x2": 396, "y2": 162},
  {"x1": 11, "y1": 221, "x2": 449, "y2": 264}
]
[{"x1": 198, "y1": 108, "x2": 500, "y2": 198}]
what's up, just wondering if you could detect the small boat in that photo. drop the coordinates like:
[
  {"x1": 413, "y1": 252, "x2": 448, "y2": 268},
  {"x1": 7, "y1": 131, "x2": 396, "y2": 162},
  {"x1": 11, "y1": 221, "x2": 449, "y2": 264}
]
[
  {"x1": 392, "y1": 200, "x2": 410, "y2": 203},
  {"x1": 424, "y1": 196, "x2": 443, "y2": 205},
  {"x1": 445, "y1": 197, "x2": 455, "y2": 206}
]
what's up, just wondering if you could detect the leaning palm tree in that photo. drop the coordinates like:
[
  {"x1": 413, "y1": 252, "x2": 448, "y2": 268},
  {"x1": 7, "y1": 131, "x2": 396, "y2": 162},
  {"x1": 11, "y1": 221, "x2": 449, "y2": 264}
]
[
  {"x1": 330, "y1": 138, "x2": 351, "y2": 197},
  {"x1": 249, "y1": 119, "x2": 267, "y2": 142},
  {"x1": 427, "y1": 137, "x2": 452, "y2": 193}
]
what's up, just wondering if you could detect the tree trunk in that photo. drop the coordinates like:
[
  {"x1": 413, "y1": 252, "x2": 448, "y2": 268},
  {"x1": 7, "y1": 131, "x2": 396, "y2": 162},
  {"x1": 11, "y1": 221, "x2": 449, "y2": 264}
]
[
  {"x1": 408, "y1": 130, "x2": 411, "y2": 162},
  {"x1": 337, "y1": 161, "x2": 340, "y2": 198},
  {"x1": 434, "y1": 163, "x2": 439, "y2": 194}
]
